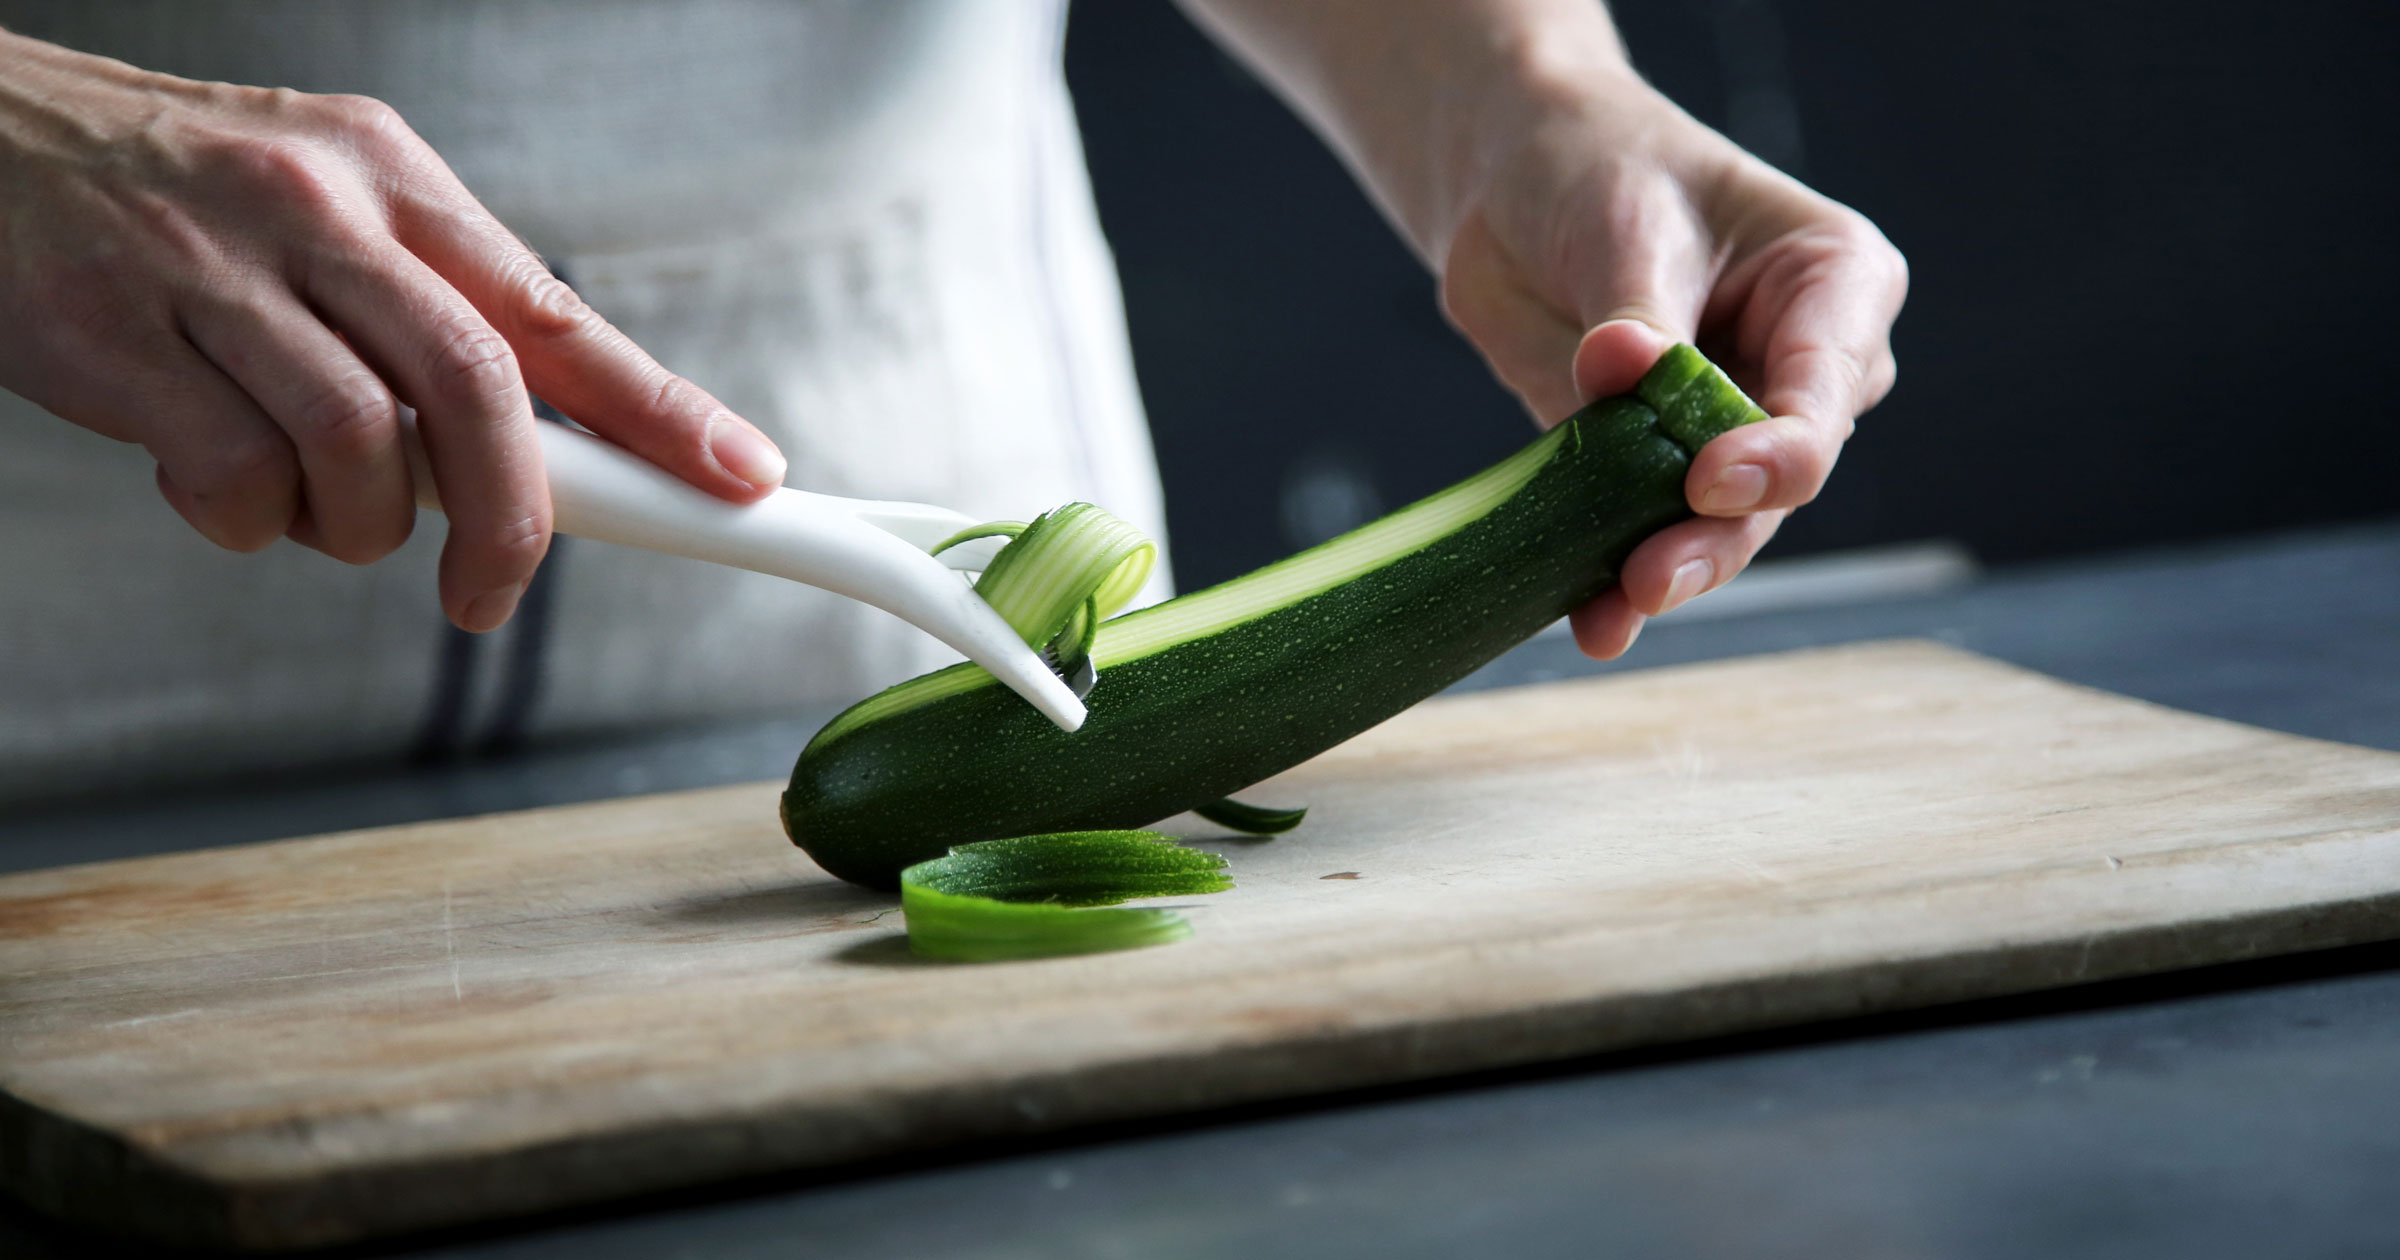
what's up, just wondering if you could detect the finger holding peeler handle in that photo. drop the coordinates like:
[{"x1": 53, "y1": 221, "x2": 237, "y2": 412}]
[{"x1": 401, "y1": 419, "x2": 1088, "y2": 732}]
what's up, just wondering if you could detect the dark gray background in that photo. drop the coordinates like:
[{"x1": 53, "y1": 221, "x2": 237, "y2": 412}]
[{"x1": 1068, "y1": 0, "x2": 2400, "y2": 588}]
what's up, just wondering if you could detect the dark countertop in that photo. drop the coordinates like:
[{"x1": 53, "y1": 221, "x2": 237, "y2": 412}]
[{"x1": 4, "y1": 521, "x2": 2397, "y2": 1259}]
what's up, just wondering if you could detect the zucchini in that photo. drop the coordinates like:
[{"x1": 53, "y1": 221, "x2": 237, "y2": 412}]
[{"x1": 783, "y1": 345, "x2": 1766, "y2": 888}]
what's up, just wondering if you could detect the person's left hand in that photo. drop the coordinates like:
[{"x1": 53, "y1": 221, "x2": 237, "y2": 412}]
[{"x1": 1440, "y1": 70, "x2": 1908, "y2": 659}]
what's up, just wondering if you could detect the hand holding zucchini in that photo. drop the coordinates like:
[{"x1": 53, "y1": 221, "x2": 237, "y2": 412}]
[{"x1": 784, "y1": 345, "x2": 1767, "y2": 894}]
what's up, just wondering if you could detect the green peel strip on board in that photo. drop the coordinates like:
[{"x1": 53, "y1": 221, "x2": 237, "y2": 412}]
[{"x1": 899, "y1": 831, "x2": 1234, "y2": 962}]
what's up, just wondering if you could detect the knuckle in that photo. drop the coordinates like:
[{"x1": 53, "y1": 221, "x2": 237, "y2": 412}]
[
  {"x1": 313, "y1": 93, "x2": 412, "y2": 147},
  {"x1": 509, "y1": 262, "x2": 594, "y2": 338},
  {"x1": 293, "y1": 373, "x2": 399, "y2": 460},
  {"x1": 1823, "y1": 349, "x2": 1870, "y2": 410},
  {"x1": 1785, "y1": 226, "x2": 1860, "y2": 279},
  {"x1": 1819, "y1": 207, "x2": 1882, "y2": 249},
  {"x1": 209, "y1": 430, "x2": 296, "y2": 492},
  {"x1": 1435, "y1": 263, "x2": 1484, "y2": 334},
  {"x1": 240, "y1": 85, "x2": 317, "y2": 130},
  {"x1": 1870, "y1": 352, "x2": 1900, "y2": 405},
  {"x1": 168, "y1": 435, "x2": 297, "y2": 545},
  {"x1": 1779, "y1": 434, "x2": 1838, "y2": 504},
  {"x1": 480, "y1": 511, "x2": 550, "y2": 574},
  {"x1": 1826, "y1": 212, "x2": 1910, "y2": 295},
  {"x1": 644, "y1": 371, "x2": 709, "y2": 428},
  {"x1": 1436, "y1": 279, "x2": 1480, "y2": 340},
  {"x1": 427, "y1": 320, "x2": 521, "y2": 404},
  {"x1": 218, "y1": 135, "x2": 348, "y2": 213},
  {"x1": 1879, "y1": 238, "x2": 1910, "y2": 293},
  {"x1": 1436, "y1": 215, "x2": 1512, "y2": 339},
  {"x1": 1788, "y1": 344, "x2": 1870, "y2": 433}
]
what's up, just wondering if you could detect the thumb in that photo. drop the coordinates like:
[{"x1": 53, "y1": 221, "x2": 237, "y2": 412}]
[
  {"x1": 1566, "y1": 239, "x2": 1703, "y2": 402},
  {"x1": 1561, "y1": 180, "x2": 1711, "y2": 401},
  {"x1": 1571, "y1": 317, "x2": 1680, "y2": 403}
]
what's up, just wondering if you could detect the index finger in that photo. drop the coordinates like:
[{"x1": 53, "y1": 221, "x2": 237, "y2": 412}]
[
  {"x1": 394, "y1": 193, "x2": 785, "y2": 502},
  {"x1": 1689, "y1": 227, "x2": 1907, "y2": 515},
  {"x1": 1750, "y1": 233, "x2": 1907, "y2": 431}
]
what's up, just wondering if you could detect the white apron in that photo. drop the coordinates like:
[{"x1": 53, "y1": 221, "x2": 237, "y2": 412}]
[{"x1": 0, "y1": 0, "x2": 1169, "y2": 804}]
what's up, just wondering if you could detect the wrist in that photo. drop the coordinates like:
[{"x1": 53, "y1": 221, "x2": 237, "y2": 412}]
[
  {"x1": 0, "y1": 32, "x2": 220, "y2": 174},
  {"x1": 1409, "y1": 9, "x2": 1659, "y2": 264},
  {"x1": 1181, "y1": 0, "x2": 1649, "y2": 266}
]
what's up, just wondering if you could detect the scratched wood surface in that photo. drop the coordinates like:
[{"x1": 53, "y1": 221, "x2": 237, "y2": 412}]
[{"x1": 5, "y1": 641, "x2": 2399, "y2": 1251}]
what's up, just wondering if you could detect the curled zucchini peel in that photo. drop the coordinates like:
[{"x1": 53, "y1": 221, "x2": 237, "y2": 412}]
[{"x1": 933, "y1": 503, "x2": 1155, "y2": 684}]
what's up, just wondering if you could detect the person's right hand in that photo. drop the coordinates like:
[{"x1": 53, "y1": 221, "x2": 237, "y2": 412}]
[{"x1": 0, "y1": 30, "x2": 788, "y2": 632}]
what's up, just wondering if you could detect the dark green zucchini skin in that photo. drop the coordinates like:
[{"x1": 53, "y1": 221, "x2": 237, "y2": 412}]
[{"x1": 785, "y1": 395, "x2": 1712, "y2": 889}]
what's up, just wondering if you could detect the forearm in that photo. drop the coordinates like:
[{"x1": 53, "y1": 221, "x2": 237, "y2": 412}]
[
  {"x1": 0, "y1": 29, "x2": 156, "y2": 157},
  {"x1": 1173, "y1": 0, "x2": 1640, "y2": 263}
]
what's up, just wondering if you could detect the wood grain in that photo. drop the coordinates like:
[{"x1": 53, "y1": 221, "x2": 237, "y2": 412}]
[{"x1": 4, "y1": 641, "x2": 2398, "y2": 1250}]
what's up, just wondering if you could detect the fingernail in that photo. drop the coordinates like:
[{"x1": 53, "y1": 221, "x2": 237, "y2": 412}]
[
  {"x1": 708, "y1": 417, "x2": 787, "y2": 489},
  {"x1": 1660, "y1": 558, "x2": 1714, "y2": 615},
  {"x1": 462, "y1": 582, "x2": 526, "y2": 634},
  {"x1": 1700, "y1": 463, "x2": 1768, "y2": 513}
]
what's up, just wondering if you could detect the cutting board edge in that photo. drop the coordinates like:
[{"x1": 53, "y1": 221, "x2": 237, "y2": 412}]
[
  {"x1": 18, "y1": 884, "x2": 2400, "y2": 1253},
  {"x1": 0, "y1": 1079, "x2": 236, "y2": 1249}
]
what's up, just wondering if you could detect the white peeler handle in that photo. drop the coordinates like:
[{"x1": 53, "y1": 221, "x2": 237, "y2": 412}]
[{"x1": 404, "y1": 422, "x2": 1086, "y2": 732}]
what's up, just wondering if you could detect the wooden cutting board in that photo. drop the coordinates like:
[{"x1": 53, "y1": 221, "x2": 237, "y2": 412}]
[{"x1": 6, "y1": 641, "x2": 2399, "y2": 1251}]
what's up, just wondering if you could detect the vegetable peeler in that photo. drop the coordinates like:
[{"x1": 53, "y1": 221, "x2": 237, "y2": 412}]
[{"x1": 402, "y1": 421, "x2": 1089, "y2": 732}]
